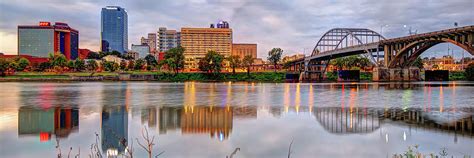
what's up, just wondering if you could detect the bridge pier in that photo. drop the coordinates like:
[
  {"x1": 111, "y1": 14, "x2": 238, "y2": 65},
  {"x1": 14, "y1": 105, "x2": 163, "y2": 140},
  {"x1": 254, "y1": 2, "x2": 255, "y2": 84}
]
[{"x1": 373, "y1": 67, "x2": 421, "y2": 82}]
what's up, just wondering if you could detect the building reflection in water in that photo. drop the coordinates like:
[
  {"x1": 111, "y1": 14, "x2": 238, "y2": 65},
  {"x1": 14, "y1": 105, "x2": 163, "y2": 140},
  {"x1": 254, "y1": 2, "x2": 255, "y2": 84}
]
[
  {"x1": 154, "y1": 106, "x2": 257, "y2": 141},
  {"x1": 181, "y1": 106, "x2": 233, "y2": 141},
  {"x1": 18, "y1": 106, "x2": 79, "y2": 142},
  {"x1": 101, "y1": 84, "x2": 129, "y2": 156},
  {"x1": 101, "y1": 105, "x2": 128, "y2": 156},
  {"x1": 158, "y1": 107, "x2": 182, "y2": 134},
  {"x1": 141, "y1": 106, "x2": 157, "y2": 128}
]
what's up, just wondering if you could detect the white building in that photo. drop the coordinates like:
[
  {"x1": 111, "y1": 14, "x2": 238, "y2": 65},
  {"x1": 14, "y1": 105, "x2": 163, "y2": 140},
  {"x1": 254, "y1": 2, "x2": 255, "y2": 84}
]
[{"x1": 157, "y1": 27, "x2": 180, "y2": 52}]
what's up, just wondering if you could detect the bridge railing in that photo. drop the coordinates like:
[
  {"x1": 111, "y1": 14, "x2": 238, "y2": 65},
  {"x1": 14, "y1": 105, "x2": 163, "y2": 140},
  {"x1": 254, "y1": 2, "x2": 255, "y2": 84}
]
[{"x1": 381, "y1": 25, "x2": 474, "y2": 43}]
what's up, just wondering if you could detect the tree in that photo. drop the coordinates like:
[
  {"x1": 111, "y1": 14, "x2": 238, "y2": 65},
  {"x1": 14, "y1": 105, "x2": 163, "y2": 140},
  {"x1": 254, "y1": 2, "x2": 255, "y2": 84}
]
[
  {"x1": 104, "y1": 61, "x2": 119, "y2": 72},
  {"x1": 9, "y1": 62, "x2": 19, "y2": 71},
  {"x1": 86, "y1": 52, "x2": 100, "y2": 59},
  {"x1": 0, "y1": 58, "x2": 10, "y2": 76},
  {"x1": 267, "y1": 48, "x2": 283, "y2": 72},
  {"x1": 356, "y1": 57, "x2": 371, "y2": 70},
  {"x1": 17, "y1": 58, "x2": 30, "y2": 71},
  {"x1": 135, "y1": 59, "x2": 145, "y2": 70},
  {"x1": 86, "y1": 60, "x2": 98, "y2": 71},
  {"x1": 227, "y1": 55, "x2": 241, "y2": 74},
  {"x1": 330, "y1": 58, "x2": 346, "y2": 70},
  {"x1": 74, "y1": 59, "x2": 85, "y2": 72},
  {"x1": 330, "y1": 55, "x2": 371, "y2": 70},
  {"x1": 110, "y1": 51, "x2": 122, "y2": 58},
  {"x1": 466, "y1": 63, "x2": 474, "y2": 81},
  {"x1": 411, "y1": 57, "x2": 424, "y2": 69},
  {"x1": 144, "y1": 54, "x2": 158, "y2": 67},
  {"x1": 120, "y1": 60, "x2": 127, "y2": 71},
  {"x1": 198, "y1": 51, "x2": 224, "y2": 74},
  {"x1": 128, "y1": 60, "x2": 135, "y2": 71},
  {"x1": 242, "y1": 55, "x2": 254, "y2": 76},
  {"x1": 50, "y1": 53, "x2": 67, "y2": 67},
  {"x1": 37, "y1": 62, "x2": 51, "y2": 72},
  {"x1": 67, "y1": 60, "x2": 75, "y2": 71},
  {"x1": 161, "y1": 46, "x2": 185, "y2": 74}
]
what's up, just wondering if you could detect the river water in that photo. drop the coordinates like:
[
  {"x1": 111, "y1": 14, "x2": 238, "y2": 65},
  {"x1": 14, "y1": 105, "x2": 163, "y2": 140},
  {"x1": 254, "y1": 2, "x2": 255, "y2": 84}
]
[{"x1": 0, "y1": 82, "x2": 473, "y2": 158}]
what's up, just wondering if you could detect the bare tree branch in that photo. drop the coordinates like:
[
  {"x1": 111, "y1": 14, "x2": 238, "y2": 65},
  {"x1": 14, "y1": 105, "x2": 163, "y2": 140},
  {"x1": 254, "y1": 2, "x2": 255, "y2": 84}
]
[
  {"x1": 226, "y1": 148, "x2": 240, "y2": 158},
  {"x1": 287, "y1": 139, "x2": 294, "y2": 158}
]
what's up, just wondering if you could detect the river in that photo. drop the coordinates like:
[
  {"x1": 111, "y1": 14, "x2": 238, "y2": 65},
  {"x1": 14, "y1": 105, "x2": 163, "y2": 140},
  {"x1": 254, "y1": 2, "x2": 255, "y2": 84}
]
[{"x1": 0, "y1": 82, "x2": 473, "y2": 157}]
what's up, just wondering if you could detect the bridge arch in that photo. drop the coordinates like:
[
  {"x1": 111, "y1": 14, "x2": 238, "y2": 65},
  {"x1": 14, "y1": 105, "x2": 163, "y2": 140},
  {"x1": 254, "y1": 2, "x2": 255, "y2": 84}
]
[
  {"x1": 311, "y1": 28, "x2": 385, "y2": 64},
  {"x1": 387, "y1": 38, "x2": 474, "y2": 68}
]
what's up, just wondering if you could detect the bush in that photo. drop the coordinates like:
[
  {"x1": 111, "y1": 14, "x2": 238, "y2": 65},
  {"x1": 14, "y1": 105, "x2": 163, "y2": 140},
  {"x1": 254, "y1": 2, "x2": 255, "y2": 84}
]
[
  {"x1": 466, "y1": 63, "x2": 474, "y2": 81},
  {"x1": 360, "y1": 72, "x2": 372, "y2": 81},
  {"x1": 325, "y1": 72, "x2": 337, "y2": 81},
  {"x1": 449, "y1": 71, "x2": 466, "y2": 80}
]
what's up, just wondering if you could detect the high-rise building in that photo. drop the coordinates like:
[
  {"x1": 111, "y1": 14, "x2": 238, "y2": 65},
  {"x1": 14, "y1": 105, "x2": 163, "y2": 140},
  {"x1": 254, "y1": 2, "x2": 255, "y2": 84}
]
[
  {"x1": 157, "y1": 27, "x2": 180, "y2": 52},
  {"x1": 147, "y1": 33, "x2": 157, "y2": 51},
  {"x1": 140, "y1": 37, "x2": 149, "y2": 45},
  {"x1": 232, "y1": 43, "x2": 257, "y2": 59},
  {"x1": 101, "y1": 6, "x2": 128, "y2": 53},
  {"x1": 180, "y1": 27, "x2": 232, "y2": 69},
  {"x1": 18, "y1": 22, "x2": 79, "y2": 60}
]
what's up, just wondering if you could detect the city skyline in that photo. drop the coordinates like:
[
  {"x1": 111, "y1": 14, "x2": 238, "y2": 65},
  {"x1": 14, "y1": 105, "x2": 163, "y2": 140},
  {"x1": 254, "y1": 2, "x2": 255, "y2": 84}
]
[{"x1": 0, "y1": 0, "x2": 473, "y2": 59}]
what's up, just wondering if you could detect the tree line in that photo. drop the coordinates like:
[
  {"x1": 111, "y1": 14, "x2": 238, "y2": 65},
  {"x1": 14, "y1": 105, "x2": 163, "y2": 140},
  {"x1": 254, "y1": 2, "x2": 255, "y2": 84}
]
[{"x1": 0, "y1": 47, "x2": 285, "y2": 76}]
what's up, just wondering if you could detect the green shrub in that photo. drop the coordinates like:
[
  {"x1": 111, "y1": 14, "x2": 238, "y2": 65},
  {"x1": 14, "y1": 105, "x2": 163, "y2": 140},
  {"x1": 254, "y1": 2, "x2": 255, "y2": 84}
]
[
  {"x1": 325, "y1": 72, "x2": 337, "y2": 81},
  {"x1": 360, "y1": 72, "x2": 372, "y2": 81},
  {"x1": 449, "y1": 71, "x2": 466, "y2": 80},
  {"x1": 466, "y1": 63, "x2": 474, "y2": 81}
]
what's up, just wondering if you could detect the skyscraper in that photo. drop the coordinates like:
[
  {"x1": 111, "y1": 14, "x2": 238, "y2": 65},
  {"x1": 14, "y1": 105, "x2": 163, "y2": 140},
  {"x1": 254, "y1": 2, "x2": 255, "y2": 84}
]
[
  {"x1": 180, "y1": 27, "x2": 232, "y2": 69},
  {"x1": 101, "y1": 6, "x2": 128, "y2": 53},
  {"x1": 18, "y1": 22, "x2": 79, "y2": 60}
]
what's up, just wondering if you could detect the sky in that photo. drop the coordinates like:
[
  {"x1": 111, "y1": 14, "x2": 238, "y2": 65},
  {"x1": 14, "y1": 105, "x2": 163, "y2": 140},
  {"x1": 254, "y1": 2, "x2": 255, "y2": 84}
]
[{"x1": 0, "y1": 0, "x2": 473, "y2": 59}]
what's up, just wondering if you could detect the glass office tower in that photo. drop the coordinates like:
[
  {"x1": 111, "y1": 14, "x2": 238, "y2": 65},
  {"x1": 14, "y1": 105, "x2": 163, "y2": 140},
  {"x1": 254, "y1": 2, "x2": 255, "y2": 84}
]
[{"x1": 101, "y1": 6, "x2": 128, "y2": 53}]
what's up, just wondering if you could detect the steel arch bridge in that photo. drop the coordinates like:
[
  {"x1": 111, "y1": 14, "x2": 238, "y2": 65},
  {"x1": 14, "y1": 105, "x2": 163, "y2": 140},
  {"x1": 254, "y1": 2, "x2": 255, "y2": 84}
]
[
  {"x1": 287, "y1": 25, "x2": 474, "y2": 81},
  {"x1": 311, "y1": 28, "x2": 385, "y2": 64}
]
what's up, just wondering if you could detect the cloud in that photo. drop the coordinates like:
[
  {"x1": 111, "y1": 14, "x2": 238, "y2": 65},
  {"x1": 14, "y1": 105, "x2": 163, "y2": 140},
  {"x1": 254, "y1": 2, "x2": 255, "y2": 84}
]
[{"x1": 0, "y1": 0, "x2": 473, "y2": 59}]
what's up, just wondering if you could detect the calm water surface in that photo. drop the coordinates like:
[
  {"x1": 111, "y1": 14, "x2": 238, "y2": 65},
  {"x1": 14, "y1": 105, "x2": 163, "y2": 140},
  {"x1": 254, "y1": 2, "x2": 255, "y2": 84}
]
[{"x1": 0, "y1": 82, "x2": 473, "y2": 158}]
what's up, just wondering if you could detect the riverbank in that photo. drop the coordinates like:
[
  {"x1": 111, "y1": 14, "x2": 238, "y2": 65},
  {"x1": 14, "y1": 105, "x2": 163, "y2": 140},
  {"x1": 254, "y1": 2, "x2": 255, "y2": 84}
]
[
  {"x1": 0, "y1": 71, "x2": 468, "y2": 82},
  {"x1": 0, "y1": 72, "x2": 286, "y2": 82}
]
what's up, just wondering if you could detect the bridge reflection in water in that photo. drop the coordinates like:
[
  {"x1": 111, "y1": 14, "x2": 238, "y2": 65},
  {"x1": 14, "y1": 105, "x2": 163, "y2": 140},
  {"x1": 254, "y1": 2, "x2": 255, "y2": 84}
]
[{"x1": 313, "y1": 107, "x2": 473, "y2": 136}]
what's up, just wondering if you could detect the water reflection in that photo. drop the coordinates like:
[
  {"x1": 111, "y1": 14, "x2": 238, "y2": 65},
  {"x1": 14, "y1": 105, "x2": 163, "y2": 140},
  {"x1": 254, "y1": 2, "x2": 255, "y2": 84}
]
[
  {"x1": 314, "y1": 107, "x2": 473, "y2": 136},
  {"x1": 101, "y1": 105, "x2": 128, "y2": 155},
  {"x1": 18, "y1": 106, "x2": 79, "y2": 142}
]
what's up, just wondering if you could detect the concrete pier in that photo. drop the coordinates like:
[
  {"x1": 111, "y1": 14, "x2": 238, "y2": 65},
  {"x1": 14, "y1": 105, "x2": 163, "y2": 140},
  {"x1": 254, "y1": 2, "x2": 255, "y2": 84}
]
[{"x1": 373, "y1": 67, "x2": 421, "y2": 81}]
